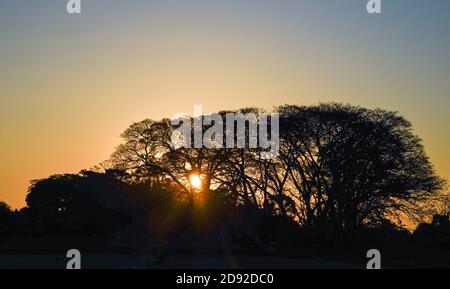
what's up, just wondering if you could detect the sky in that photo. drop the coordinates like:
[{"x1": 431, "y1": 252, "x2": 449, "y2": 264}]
[{"x1": 0, "y1": 0, "x2": 449, "y2": 209}]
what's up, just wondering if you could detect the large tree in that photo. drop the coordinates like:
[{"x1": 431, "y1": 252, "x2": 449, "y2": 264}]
[
  {"x1": 108, "y1": 103, "x2": 445, "y2": 237},
  {"x1": 276, "y1": 104, "x2": 445, "y2": 236}
]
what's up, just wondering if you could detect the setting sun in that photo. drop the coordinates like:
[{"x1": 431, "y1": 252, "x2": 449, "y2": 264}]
[{"x1": 189, "y1": 175, "x2": 202, "y2": 190}]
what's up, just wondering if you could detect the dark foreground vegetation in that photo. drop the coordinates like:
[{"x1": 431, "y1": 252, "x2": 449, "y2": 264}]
[{"x1": 0, "y1": 104, "x2": 448, "y2": 268}]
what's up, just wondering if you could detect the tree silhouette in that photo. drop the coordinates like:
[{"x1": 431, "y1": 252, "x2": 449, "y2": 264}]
[
  {"x1": 25, "y1": 171, "x2": 132, "y2": 237},
  {"x1": 276, "y1": 104, "x2": 445, "y2": 244},
  {"x1": 106, "y1": 103, "x2": 445, "y2": 248},
  {"x1": 0, "y1": 103, "x2": 447, "y2": 266},
  {"x1": 0, "y1": 202, "x2": 12, "y2": 238}
]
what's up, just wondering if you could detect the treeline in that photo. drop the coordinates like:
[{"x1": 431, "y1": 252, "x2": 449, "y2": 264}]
[
  {"x1": 109, "y1": 104, "x2": 446, "y2": 238},
  {"x1": 0, "y1": 103, "x2": 448, "y2": 256}
]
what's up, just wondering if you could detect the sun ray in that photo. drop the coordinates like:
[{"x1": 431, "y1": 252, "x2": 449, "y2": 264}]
[{"x1": 189, "y1": 174, "x2": 202, "y2": 190}]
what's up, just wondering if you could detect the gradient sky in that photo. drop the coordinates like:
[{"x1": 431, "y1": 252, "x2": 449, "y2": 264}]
[{"x1": 0, "y1": 0, "x2": 449, "y2": 209}]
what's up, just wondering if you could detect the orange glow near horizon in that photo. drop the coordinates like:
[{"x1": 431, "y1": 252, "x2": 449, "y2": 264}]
[{"x1": 0, "y1": 1, "x2": 449, "y2": 210}]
